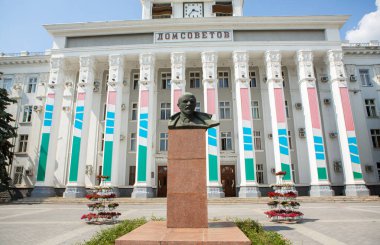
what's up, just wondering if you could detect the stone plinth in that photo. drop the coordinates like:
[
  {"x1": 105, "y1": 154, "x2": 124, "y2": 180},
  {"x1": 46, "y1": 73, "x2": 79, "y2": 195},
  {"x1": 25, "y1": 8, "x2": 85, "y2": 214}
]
[
  {"x1": 167, "y1": 128, "x2": 208, "y2": 228},
  {"x1": 116, "y1": 221, "x2": 251, "y2": 245}
]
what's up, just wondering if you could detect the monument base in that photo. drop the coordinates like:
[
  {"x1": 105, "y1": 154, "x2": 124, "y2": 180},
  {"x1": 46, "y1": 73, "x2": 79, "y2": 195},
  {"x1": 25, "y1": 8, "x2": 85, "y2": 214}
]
[
  {"x1": 238, "y1": 186, "x2": 261, "y2": 198},
  {"x1": 309, "y1": 185, "x2": 334, "y2": 197},
  {"x1": 63, "y1": 186, "x2": 87, "y2": 198},
  {"x1": 131, "y1": 187, "x2": 155, "y2": 198},
  {"x1": 207, "y1": 186, "x2": 225, "y2": 198},
  {"x1": 344, "y1": 184, "x2": 370, "y2": 197},
  {"x1": 31, "y1": 186, "x2": 56, "y2": 198},
  {"x1": 116, "y1": 221, "x2": 250, "y2": 245}
]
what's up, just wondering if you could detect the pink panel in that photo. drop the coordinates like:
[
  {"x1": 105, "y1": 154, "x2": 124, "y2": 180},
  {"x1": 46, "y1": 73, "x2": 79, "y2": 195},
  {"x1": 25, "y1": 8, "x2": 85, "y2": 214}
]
[
  {"x1": 339, "y1": 87, "x2": 355, "y2": 131},
  {"x1": 77, "y1": 92, "x2": 85, "y2": 101},
  {"x1": 207, "y1": 88, "x2": 215, "y2": 114},
  {"x1": 47, "y1": 93, "x2": 55, "y2": 98},
  {"x1": 107, "y1": 91, "x2": 117, "y2": 105},
  {"x1": 173, "y1": 89, "x2": 182, "y2": 113},
  {"x1": 140, "y1": 90, "x2": 149, "y2": 108},
  {"x1": 240, "y1": 88, "x2": 251, "y2": 121},
  {"x1": 307, "y1": 88, "x2": 321, "y2": 129},
  {"x1": 274, "y1": 88, "x2": 285, "y2": 123}
]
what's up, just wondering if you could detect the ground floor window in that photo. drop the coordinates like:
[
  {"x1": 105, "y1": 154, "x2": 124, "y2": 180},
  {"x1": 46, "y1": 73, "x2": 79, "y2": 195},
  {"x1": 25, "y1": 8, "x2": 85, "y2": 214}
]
[
  {"x1": 129, "y1": 166, "x2": 136, "y2": 186},
  {"x1": 377, "y1": 162, "x2": 380, "y2": 181},
  {"x1": 13, "y1": 166, "x2": 24, "y2": 185},
  {"x1": 256, "y1": 164, "x2": 264, "y2": 184}
]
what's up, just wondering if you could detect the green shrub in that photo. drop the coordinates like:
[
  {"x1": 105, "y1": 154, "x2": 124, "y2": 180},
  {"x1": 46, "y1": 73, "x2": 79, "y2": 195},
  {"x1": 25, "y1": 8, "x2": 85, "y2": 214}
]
[
  {"x1": 84, "y1": 218, "x2": 147, "y2": 245},
  {"x1": 235, "y1": 219, "x2": 291, "y2": 245}
]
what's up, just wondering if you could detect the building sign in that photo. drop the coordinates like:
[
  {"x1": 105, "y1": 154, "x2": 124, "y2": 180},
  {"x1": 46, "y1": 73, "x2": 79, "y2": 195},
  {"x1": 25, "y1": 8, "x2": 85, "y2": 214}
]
[{"x1": 154, "y1": 30, "x2": 233, "y2": 43}]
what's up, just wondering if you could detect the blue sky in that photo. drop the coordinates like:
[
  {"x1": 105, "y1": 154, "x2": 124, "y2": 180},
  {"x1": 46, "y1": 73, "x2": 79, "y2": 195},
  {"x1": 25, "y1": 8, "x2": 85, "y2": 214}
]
[{"x1": 0, "y1": 0, "x2": 378, "y2": 53}]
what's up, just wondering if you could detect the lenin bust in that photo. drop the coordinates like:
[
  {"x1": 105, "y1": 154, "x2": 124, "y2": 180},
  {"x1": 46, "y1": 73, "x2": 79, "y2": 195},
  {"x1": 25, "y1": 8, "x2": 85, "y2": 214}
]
[{"x1": 168, "y1": 92, "x2": 219, "y2": 129}]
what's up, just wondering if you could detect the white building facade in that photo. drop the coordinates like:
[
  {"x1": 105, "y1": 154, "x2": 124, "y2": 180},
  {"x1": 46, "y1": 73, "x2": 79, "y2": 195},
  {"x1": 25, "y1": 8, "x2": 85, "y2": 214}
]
[{"x1": 1, "y1": 0, "x2": 379, "y2": 198}]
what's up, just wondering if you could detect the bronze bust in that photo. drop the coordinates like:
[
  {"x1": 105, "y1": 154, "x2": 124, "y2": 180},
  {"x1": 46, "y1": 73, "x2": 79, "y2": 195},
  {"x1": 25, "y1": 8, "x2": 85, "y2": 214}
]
[{"x1": 168, "y1": 92, "x2": 219, "y2": 129}]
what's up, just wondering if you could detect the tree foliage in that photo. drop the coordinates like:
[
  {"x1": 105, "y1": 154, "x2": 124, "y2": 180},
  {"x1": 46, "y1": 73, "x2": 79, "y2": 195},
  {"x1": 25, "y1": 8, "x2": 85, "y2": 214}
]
[{"x1": 0, "y1": 88, "x2": 17, "y2": 188}]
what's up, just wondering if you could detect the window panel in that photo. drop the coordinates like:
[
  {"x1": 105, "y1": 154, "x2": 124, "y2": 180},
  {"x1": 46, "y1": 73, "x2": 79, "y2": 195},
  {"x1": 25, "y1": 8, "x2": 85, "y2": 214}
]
[
  {"x1": 219, "y1": 101, "x2": 231, "y2": 119},
  {"x1": 189, "y1": 72, "x2": 201, "y2": 88},
  {"x1": 251, "y1": 101, "x2": 260, "y2": 119},
  {"x1": 370, "y1": 129, "x2": 380, "y2": 148},
  {"x1": 221, "y1": 132, "x2": 232, "y2": 151},
  {"x1": 27, "y1": 77, "x2": 37, "y2": 93},
  {"x1": 13, "y1": 166, "x2": 24, "y2": 185},
  {"x1": 365, "y1": 99, "x2": 377, "y2": 117},
  {"x1": 131, "y1": 103, "x2": 138, "y2": 121},
  {"x1": 254, "y1": 131, "x2": 262, "y2": 150},
  {"x1": 161, "y1": 72, "x2": 171, "y2": 89},
  {"x1": 359, "y1": 69, "x2": 372, "y2": 86},
  {"x1": 218, "y1": 71, "x2": 229, "y2": 88},
  {"x1": 130, "y1": 133, "x2": 137, "y2": 152},
  {"x1": 160, "y1": 103, "x2": 171, "y2": 120},
  {"x1": 249, "y1": 71, "x2": 257, "y2": 87},
  {"x1": 18, "y1": 134, "x2": 28, "y2": 153},
  {"x1": 256, "y1": 164, "x2": 264, "y2": 184},
  {"x1": 160, "y1": 133, "x2": 169, "y2": 151},
  {"x1": 22, "y1": 105, "x2": 33, "y2": 123}
]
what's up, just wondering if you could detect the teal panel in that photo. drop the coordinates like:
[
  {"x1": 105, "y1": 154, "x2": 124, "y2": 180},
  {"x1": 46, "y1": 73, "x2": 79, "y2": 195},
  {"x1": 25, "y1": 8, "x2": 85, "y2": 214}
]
[
  {"x1": 281, "y1": 163, "x2": 291, "y2": 181},
  {"x1": 208, "y1": 154, "x2": 218, "y2": 181},
  {"x1": 37, "y1": 133, "x2": 50, "y2": 181},
  {"x1": 245, "y1": 158, "x2": 255, "y2": 181},
  {"x1": 137, "y1": 145, "x2": 147, "y2": 182},
  {"x1": 317, "y1": 167, "x2": 328, "y2": 180},
  {"x1": 103, "y1": 141, "x2": 113, "y2": 181},
  {"x1": 69, "y1": 136, "x2": 81, "y2": 182}
]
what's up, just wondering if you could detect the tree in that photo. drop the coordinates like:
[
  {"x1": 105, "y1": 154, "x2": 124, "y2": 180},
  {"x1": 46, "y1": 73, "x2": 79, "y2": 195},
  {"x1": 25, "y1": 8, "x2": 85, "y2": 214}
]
[{"x1": 0, "y1": 88, "x2": 17, "y2": 188}]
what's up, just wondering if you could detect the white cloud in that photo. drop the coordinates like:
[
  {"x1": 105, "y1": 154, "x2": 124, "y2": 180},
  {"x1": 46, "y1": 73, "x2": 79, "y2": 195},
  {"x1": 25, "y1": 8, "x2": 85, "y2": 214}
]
[{"x1": 345, "y1": 0, "x2": 380, "y2": 42}]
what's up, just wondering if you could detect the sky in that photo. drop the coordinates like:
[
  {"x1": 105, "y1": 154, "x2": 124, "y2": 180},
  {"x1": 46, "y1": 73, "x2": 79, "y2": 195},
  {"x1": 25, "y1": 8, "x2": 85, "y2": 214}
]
[{"x1": 0, "y1": 0, "x2": 379, "y2": 53}]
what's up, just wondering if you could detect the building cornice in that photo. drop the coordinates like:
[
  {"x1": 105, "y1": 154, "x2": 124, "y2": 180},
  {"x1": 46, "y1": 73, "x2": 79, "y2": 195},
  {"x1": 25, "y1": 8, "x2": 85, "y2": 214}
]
[
  {"x1": 0, "y1": 54, "x2": 50, "y2": 66},
  {"x1": 44, "y1": 15, "x2": 349, "y2": 37}
]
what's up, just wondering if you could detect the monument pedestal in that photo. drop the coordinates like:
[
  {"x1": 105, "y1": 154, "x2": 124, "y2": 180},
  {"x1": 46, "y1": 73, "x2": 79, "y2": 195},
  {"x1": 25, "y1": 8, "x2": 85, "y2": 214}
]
[{"x1": 167, "y1": 128, "x2": 208, "y2": 228}]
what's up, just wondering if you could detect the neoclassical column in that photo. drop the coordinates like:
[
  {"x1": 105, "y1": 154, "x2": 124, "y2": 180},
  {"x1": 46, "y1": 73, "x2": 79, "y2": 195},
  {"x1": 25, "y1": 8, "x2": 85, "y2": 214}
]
[
  {"x1": 326, "y1": 50, "x2": 369, "y2": 196},
  {"x1": 233, "y1": 51, "x2": 261, "y2": 197},
  {"x1": 201, "y1": 51, "x2": 224, "y2": 198},
  {"x1": 131, "y1": 53, "x2": 156, "y2": 198},
  {"x1": 64, "y1": 56, "x2": 96, "y2": 198},
  {"x1": 170, "y1": 52, "x2": 186, "y2": 114},
  {"x1": 31, "y1": 56, "x2": 66, "y2": 197},
  {"x1": 265, "y1": 51, "x2": 293, "y2": 183},
  {"x1": 374, "y1": 65, "x2": 380, "y2": 102},
  {"x1": 102, "y1": 55, "x2": 125, "y2": 195},
  {"x1": 296, "y1": 50, "x2": 334, "y2": 196}
]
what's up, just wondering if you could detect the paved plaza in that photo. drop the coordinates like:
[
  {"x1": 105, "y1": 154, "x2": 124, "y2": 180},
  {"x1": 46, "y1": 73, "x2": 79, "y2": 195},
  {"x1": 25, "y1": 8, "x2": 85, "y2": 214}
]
[{"x1": 0, "y1": 200, "x2": 379, "y2": 245}]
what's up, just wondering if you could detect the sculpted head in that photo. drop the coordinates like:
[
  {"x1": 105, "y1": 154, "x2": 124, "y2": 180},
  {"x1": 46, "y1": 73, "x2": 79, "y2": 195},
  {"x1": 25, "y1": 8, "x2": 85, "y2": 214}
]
[{"x1": 177, "y1": 92, "x2": 196, "y2": 116}]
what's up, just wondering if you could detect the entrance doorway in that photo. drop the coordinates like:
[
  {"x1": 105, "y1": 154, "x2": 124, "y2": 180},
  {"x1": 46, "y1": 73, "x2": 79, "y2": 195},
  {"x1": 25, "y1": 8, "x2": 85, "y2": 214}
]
[
  {"x1": 157, "y1": 166, "x2": 168, "y2": 197},
  {"x1": 221, "y1": 165, "x2": 236, "y2": 197}
]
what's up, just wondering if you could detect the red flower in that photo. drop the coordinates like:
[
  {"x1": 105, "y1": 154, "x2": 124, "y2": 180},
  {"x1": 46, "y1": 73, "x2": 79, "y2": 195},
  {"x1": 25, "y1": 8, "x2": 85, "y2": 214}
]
[{"x1": 275, "y1": 171, "x2": 287, "y2": 176}]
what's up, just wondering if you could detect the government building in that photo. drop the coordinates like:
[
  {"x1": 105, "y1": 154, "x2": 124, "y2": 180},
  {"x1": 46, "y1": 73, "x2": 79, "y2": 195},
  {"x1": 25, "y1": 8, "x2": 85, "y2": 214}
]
[{"x1": 1, "y1": 0, "x2": 379, "y2": 198}]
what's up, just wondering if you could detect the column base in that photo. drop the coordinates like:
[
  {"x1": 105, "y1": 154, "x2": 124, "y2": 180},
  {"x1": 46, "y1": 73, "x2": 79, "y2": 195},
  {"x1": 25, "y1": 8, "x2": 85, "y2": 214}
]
[
  {"x1": 238, "y1": 186, "x2": 261, "y2": 198},
  {"x1": 131, "y1": 187, "x2": 155, "y2": 198},
  {"x1": 63, "y1": 186, "x2": 87, "y2": 198},
  {"x1": 344, "y1": 184, "x2": 370, "y2": 197},
  {"x1": 309, "y1": 185, "x2": 334, "y2": 197},
  {"x1": 207, "y1": 186, "x2": 225, "y2": 198},
  {"x1": 31, "y1": 186, "x2": 56, "y2": 198}
]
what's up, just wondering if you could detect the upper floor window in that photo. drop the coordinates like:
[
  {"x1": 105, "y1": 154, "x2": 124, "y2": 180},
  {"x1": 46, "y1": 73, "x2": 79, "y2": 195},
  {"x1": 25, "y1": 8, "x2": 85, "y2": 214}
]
[
  {"x1": 2, "y1": 78, "x2": 13, "y2": 94},
  {"x1": 133, "y1": 73, "x2": 139, "y2": 90},
  {"x1": 254, "y1": 131, "x2": 262, "y2": 150},
  {"x1": 219, "y1": 101, "x2": 231, "y2": 119},
  {"x1": 256, "y1": 164, "x2": 264, "y2": 184},
  {"x1": 100, "y1": 133, "x2": 105, "y2": 152},
  {"x1": 249, "y1": 71, "x2": 257, "y2": 87},
  {"x1": 282, "y1": 71, "x2": 286, "y2": 87},
  {"x1": 285, "y1": 100, "x2": 290, "y2": 118},
  {"x1": 159, "y1": 133, "x2": 169, "y2": 151},
  {"x1": 103, "y1": 104, "x2": 107, "y2": 121},
  {"x1": 131, "y1": 103, "x2": 138, "y2": 121},
  {"x1": 221, "y1": 132, "x2": 232, "y2": 150},
  {"x1": 22, "y1": 105, "x2": 33, "y2": 123},
  {"x1": 18, "y1": 134, "x2": 28, "y2": 153},
  {"x1": 370, "y1": 129, "x2": 380, "y2": 148},
  {"x1": 161, "y1": 72, "x2": 171, "y2": 90},
  {"x1": 288, "y1": 130, "x2": 293, "y2": 150},
  {"x1": 160, "y1": 102, "x2": 171, "y2": 120},
  {"x1": 130, "y1": 133, "x2": 137, "y2": 152},
  {"x1": 251, "y1": 101, "x2": 260, "y2": 119},
  {"x1": 218, "y1": 71, "x2": 229, "y2": 88},
  {"x1": 213, "y1": 2, "x2": 232, "y2": 16},
  {"x1": 27, "y1": 77, "x2": 37, "y2": 93},
  {"x1": 189, "y1": 72, "x2": 201, "y2": 88},
  {"x1": 152, "y1": 3, "x2": 172, "y2": 19},
  {"x1": 365, "y1": 99, "x2": 377, "y2": 118},
  {"x1": 359, "y1": 69, "x2": 372, "y2": 86}
]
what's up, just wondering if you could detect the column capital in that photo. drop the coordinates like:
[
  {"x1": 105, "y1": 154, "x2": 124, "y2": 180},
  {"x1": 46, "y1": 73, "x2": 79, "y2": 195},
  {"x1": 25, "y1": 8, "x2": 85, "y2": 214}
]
[
  {"x1": 50, "y1": 56, "x2": 66, "y2": 70},
  {"x1": 202, "y1": 52, "x2": 218, "y2": 81},
  {"x1": 48, "y1": 56, "x2": 67, "y2": 89},
  {"x1": 326, "y1": 50, "x2": 347, "y2": 83},
  {"x1": 139, "y1": 53, "x2": 155, "y2": 85},
  {"x1": 265, "y1": 50, "x2": 281, "y2": 63},
  {"x1": 374, "y1": 65, "x2": 380, "y2": 85},
  {"x1": 296, "y1": 50, "x2": 316, "y2": 84},
  {"x1": 171, "y1": 52, "x2": 186, "y2": 82},
  {"x1": 201, "y1": 51, "x2": 218, "y2": 64},
  {"x1": 109, "y1": 54, "x2": 124, "y2": 67},
  {"x1": 78, "y1": 56, "x2": 96, "y2": 91},
  {"x1": 264, "y1": 50, "x2": 282, "y2": 83},
  {"x1": 232, "y1": 51, "x2": 250, "y2": 84}
]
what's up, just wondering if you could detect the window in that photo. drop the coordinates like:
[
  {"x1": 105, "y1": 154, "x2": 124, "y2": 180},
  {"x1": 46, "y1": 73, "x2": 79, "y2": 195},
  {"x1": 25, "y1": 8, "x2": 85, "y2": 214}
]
[
  {"x1": 218, "y1": 71, "x2": 229, "y2": 88},
  {"x1": 13, "y1": 166, "x2": 24, "y2": 185},
  {"x1": 195, "y1": 102, "x2": 201, "y2": 112},
  {"x1": 22, "y1": 105, "x2": 33, "y2": 123},
  {"x1": 219, "y1": 101, "x2": 231, "y2": 119},
  {"x1": 18, "y1": 135, "x2": 28, "y2": 153},
  {"x1": 161, "y1": 72, "x2": 171, "y2": 89},
  {"x1": 377, "y1": 162, "x2": 380, "y2": 181},
  {"x1": 133, "y1": 73, "x2": 139, "y2": 90},
  {"x1": 100, "y1": 133, "x2": 105, "y2": 152},
  {"x1": 2, "y1": 78, "x2": 13, "y2": 93},
  {"x1": 131, "y1": 103, "x2": 138, "y2": 121},
  {"x1": 160, "y1": 103, "x2": 171, "y2": 120},
  {"x1": 189, "y1": 72, "x2": 201, "y2": 88},
  {"x1": 213, "y1": 2, "x2": 233, "y2": 16},
  {"x1": 254, "y1": 131, "x2": 262, "y2": 150},
  {"x1": 105, "y1": 74, "x2": 109, "y2": 93},
  {"x1": 288, "y1": 130, "x2": 293, "y2": 150},
  {"x1": 152, "y1": 3, "x2": 172, "y2": 19},
  {"x1": 291, "y1": 164, "x2": 296, "y2": 183},
  {"x1": 282, "y1": 71, "x2": 286, "y2": 87},
  {"x1": 250, "y1": 71, "x2": 257, "y2": 87},
  {"x1": 129, "y1": 166, "x2": 136, "y2": 186},
  {"x1": 365, "y1": 99, "x2": 377, "y2": 117},
  {"x1": 285, "y1": 100, "x2": 290, "y2": 118},
  {"x1": 251, "y1": 101, "x2": 260, "y2": 119},
  {"x1": 27, "y1": 77, "x2": 37, "y2": 93},
  {"x1": 103, "y1": 104, "x2": 107, "y2": 120},
  {"x1": 359, "y1": 69, "x2": 372, "y2": 86},
  {"x1": 130, "y1": 133, "x2": 136, "y2": 152},
  {"x1": 370, "y1": 129, "x2": 380, "y2": 148},
  {"x1": 221, "y1": 132, "x2": 232, "y2": 151},
  {"x1": 160, "y1": 133, "x2": 169, "y2": 152},
  {"x1": 256, "y1": 164, "x2": 264, "y2": 184}
]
